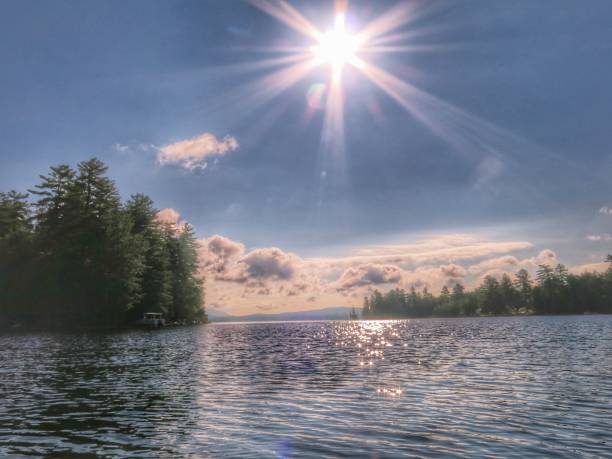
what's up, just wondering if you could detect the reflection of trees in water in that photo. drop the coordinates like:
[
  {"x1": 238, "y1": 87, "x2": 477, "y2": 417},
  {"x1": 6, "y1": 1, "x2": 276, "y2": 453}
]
[{"x1": 1, "y1": 328, "x2": 200, "y2": 457}]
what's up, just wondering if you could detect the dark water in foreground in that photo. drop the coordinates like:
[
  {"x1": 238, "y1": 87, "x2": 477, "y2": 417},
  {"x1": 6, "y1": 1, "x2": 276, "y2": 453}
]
[{"x1": 1, "y1": 316, "x2": 611, "y2": 458}]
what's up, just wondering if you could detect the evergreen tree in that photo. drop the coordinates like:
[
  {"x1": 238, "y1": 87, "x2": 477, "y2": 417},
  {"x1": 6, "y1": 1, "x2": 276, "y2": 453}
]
[
  {"x1": 125, "y1": 194, "x2": 173, "y2": 320},
  {"x1": 514, "y1": 269, "x2": 533, "y2": 312},
  {"x1": 362, "y1": 296, "x2": 371, "y2": 317},
  {"x1": 360, "y1": 258, "x2": 612, "y2": 319},
  {"x1": 0, "y1": 191, "x2": 34, "y2": 320},
  {"x1": 500, "y1": 273, "x2": 519, "y2": 313},
  {"x1": 480, "y1": 276, "x2": 506, "y2": 315},
  {"x1": 168, "y1": 223, "x2": 206, "y2": 323}
]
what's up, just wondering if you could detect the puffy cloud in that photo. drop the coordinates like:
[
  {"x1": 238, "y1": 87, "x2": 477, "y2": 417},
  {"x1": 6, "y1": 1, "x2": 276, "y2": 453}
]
[
  {"x1": 220, "y1": 247, "x2": 301, "y2": 283},
  {"x1": 158, "y1": 132, "x2": 239, "y2": 170},
  {"x1": 439, "y1": 263, "x2": 467, "y2": 278},
  {"x1": 240, "y1": 248, "x2": 299, "y2": 280},
  {"x1": 199, "y1": 235, "x2": 246, "y2": 273},
  {"x1": 599, "y1": 206, "x2": 612, "y2": 215},
  {"x1": 197, "y1": 235, "x2": 324, "y2": 308},
  {"x1": 535, "y1": 249, "x2": 557, "y2": 265},
  {"x1": 195, "y1": 232, "x2": 586, "y2": 315},
  {"x1": 156, "y1": 208, "x2": 181, "y2": 225},
  {"x1": 155, "y1": 208, "x2": 189, "y2": 235},
  {"x1": 333, "y1": 264, "x2": 403, "y2": 291}
]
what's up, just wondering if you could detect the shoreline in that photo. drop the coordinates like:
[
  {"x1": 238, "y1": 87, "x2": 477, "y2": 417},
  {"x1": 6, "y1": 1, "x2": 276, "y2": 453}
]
[
  {"x1": 0, "y1": 321, "x2": 207, "y2": 334},
  {"x1": 3, "y1": 313, "x2": 609, "y2": 333}
]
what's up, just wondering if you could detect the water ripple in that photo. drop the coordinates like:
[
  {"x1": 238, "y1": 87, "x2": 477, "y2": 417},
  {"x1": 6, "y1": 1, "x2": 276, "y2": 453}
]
[{"x1": 1, "y1": 316, "x2": 612, "y2": 457}]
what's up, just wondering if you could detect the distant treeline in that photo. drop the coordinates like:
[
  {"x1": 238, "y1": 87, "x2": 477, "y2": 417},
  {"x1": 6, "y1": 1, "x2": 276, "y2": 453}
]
[
  {"x1": 362, "y1": 263, "x2": 612, "y2": 319},
  {"x1": 0, "y1": 158, "x2": 206, "y2": 328}
]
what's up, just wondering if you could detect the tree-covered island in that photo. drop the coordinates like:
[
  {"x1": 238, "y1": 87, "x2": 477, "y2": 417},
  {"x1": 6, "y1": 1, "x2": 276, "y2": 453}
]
[
  {"x1": 0, "y1": 158, "x2": 206, "y2": 329},
  {"x1": 362, "y1": 262, "x2": 612, "y2": 319}
]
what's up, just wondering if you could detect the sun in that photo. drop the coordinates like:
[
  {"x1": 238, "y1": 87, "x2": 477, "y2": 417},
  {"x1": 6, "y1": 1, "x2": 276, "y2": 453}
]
[{"x1": 311, "y1": 13, "x2": 361, "y2": 79}]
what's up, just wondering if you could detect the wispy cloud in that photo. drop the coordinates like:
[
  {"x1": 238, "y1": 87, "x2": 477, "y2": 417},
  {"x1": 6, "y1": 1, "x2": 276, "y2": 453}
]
[
  {"x1": 586, "y1": 234, "x2": 612, "y2": 241},
  {"x1": 307, "y1": 234, "x2": 533, "y2": 271},
  {"x1": 570, "y1": 262, "x2": 610, "y2": 274},
  {"x1": 113, "y1": 143, "x2": 130, "y2": 153},
  {"x1": 157, "y1": 133, "x2": 239, "y2": 170}
]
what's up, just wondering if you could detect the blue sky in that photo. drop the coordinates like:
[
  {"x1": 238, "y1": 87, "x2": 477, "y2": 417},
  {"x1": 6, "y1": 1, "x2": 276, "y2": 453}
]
[{"x1": 2, "y1": 1, "x2": 612, "y2": 313}]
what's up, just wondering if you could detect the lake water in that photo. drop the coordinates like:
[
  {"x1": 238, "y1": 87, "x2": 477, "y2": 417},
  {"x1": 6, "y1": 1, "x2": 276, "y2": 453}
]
[{"x1": 1, "y1": 316, "x2": 611, "y2": 458}]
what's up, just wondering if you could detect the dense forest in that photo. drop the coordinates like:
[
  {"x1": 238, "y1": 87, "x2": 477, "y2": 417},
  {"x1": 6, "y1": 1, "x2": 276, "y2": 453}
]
[
  {"x1": 0, "y1": 158, "x2": 206, "y2": 329},
  {"x1": 362, "y1": 263, "x2": 612, "y2": 319}
]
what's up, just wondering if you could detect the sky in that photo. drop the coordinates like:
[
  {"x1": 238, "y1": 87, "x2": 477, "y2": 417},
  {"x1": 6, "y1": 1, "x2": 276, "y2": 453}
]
[{"x1": 2, "y1": 0, "x2": 612, "y2": 315}]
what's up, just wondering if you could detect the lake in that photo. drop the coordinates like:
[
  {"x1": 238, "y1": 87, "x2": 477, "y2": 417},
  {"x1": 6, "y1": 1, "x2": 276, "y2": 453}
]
[{"x1": 1, "y1": 316, "x2": 611, "y2": 457}]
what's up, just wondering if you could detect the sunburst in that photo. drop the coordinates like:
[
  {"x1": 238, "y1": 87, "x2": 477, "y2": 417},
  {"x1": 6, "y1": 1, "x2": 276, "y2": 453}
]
[
  {"x1": 233, "y1": 0, "x2": 567, "y2": 197},
  {"x1": 244, "y1": 0, "x2": 438, "y2": 160},
  {"x1": 310, "y1": 12, "x2": 362, "y2": 81}
]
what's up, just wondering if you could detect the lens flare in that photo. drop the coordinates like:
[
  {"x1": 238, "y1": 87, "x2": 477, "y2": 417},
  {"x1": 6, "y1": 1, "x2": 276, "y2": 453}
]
[
  {"x1": 311, "y1": 14, "x2": 361, "y2": 80},
  {"x1": 242, "y1": 0, "x2": 571, "y2": 195}
]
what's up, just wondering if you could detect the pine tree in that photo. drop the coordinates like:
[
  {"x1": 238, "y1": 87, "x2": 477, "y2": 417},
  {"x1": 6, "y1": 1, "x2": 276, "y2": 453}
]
[
  {"x1": 168, "y1": 223, "x2": 206, "y2": 323},
  {"x1": 0, "y1": 191, "x2": 35, "y2": 321},
  {"x1": 514, "y1": 269, "x2": 532, "y2": 312},
  {"x1": 125, "y1": 194, "x2": 173, "y2": 320}
]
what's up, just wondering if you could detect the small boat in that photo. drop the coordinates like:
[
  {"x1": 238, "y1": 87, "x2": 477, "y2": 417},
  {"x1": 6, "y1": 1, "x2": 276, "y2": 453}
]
[
  {"x1": 135, "y1": 312, "x2": 166, "y2": 328},
  {"x1": 349, "y1": 307, "x2": 359, "y2": 320}
]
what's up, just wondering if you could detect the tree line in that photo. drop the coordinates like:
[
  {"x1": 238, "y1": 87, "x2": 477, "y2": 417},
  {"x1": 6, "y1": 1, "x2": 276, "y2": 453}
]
[
  {"x1": 0, "y1": 158, "x2": 206, "y2": 328},
  {"x1": 362, "y1": 263, "x2": 612, "y2": 319}
]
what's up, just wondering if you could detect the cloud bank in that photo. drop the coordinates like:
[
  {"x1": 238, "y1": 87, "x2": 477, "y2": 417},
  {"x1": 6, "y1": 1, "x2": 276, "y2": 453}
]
[{"x1": 162, "y1": 211, "x2": 598, "y2": 315}]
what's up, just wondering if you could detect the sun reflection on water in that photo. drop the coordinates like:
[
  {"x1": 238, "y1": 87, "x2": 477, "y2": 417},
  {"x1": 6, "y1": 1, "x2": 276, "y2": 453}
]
[{"x1": 330, "y1": 319, "x2": 412, "y2": 396}]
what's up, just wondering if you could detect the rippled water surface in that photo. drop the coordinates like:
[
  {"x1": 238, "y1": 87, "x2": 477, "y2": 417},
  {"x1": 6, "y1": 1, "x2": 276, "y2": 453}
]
[{"x1": 1, "y1": 316, "x2": 612, "y2": 458}]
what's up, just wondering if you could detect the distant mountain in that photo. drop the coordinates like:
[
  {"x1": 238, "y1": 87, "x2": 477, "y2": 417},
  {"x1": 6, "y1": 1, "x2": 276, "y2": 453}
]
[{"x1": 208, "y1": 306, "x2": 360, "y2": 322}]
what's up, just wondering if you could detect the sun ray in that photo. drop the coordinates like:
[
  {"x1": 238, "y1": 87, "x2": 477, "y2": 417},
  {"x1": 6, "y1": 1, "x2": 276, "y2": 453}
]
[
  {"x1": 193, "y1": 56, "x2": 317, "y2": 128},
  {"x1": 355, "y1": 57, "x2": 591, "y2": 187},
  {"x1": 241, "y1": 0, "x2": 588, "y2": 184},
  {"x1": 249, "y1": 0, "x2": 322, "y2": 41},
  {"x1": 320, "y1": 70, "x2": 345, "y2": 158},
  {"x1": 220, "y1": 0, "x2": 597, "y2": 223},
  {"x1": 356, "y1": 2, "x2": 419, "y2": 43},
  {"x1": 206, "y1": 52, "x2": 314, "y2": 78}
]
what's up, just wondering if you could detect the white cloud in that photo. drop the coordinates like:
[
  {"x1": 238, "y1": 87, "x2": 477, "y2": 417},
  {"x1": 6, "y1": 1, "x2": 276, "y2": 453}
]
[
  {"x1": 534, "y1": 249, "x2": 557, "y2": 265},
  {"x1": 113, "y1": 143, "x2": 130, "y2": 153},
  {"x1": 156, "y1": 208, "x2": 181, "y2": 225},
  {"x1": 333, "y1": 264, "x2": 403, "y2": 291},
  {"x1": 193, "y1": 232, "x2": 596, "y2": 315},
  {"x1": 599, "y1": 206, "x2": 612, "y2": 215},
  {"x1": 586, "y1": 234, "x2": 612, "y2": 241},
  {"x1": 157, "y1": 132, "x2": 239, "y2": 170}
]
